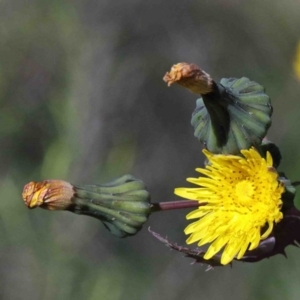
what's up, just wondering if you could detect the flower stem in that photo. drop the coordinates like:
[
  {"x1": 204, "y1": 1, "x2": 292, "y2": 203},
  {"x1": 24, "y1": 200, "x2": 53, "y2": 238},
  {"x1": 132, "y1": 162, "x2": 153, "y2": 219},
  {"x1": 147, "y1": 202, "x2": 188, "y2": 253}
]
[{"x1": 150, "y1": 200, "x2": 204, "y2": 213}]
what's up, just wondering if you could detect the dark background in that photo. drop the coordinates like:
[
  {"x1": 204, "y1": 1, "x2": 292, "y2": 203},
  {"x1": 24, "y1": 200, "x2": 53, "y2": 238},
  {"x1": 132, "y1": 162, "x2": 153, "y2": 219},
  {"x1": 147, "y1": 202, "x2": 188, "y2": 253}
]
[{"x1": 1, "y1": 1, "x2": 300, "y2": 299}]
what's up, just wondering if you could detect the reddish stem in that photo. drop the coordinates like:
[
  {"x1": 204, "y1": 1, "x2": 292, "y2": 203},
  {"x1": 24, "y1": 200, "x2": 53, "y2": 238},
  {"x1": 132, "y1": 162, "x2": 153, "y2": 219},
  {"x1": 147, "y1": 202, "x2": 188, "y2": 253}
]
[{"x1": 150, "y1": 200, "x2": 205, "y2": 212}]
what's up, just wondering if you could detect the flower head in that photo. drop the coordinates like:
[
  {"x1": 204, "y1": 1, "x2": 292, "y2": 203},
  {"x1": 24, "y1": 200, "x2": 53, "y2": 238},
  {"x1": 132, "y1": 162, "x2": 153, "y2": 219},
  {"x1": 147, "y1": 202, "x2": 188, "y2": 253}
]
[
  {"x1": 175, "y1": 148, "x2": 284, "y2": 265},
  {"x1": 22, "y1": 175, "x2": 151, "y2": 238}
]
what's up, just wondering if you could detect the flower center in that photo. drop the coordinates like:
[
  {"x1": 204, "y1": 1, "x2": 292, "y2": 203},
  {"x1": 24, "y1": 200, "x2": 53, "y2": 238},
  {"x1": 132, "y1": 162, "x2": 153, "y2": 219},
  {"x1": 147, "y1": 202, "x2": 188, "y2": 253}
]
[{"x1": 235, "y1": 180, "x2": 254, "y2": 204}]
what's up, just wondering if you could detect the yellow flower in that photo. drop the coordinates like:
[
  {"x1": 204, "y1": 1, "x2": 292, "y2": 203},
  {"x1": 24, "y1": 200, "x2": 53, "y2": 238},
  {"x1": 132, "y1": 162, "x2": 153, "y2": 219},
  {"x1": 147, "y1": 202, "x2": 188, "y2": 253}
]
[
  {"x1": 294, "y1": 42, "x2": 300, "y2": 81},
  {"x1": 175, "y1": 148, "x2": 284, "y2": 265}
]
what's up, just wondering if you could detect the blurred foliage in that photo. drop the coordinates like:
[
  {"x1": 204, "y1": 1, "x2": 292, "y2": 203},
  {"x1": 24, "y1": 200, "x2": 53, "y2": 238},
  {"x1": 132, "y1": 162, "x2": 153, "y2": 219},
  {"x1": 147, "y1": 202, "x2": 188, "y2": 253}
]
[
  {"x1": 294, "y1": 41, "x2": 300, "y2": 82},
  {"x1": 1, "y1": 0, "x2": 300, "y2": 300}
]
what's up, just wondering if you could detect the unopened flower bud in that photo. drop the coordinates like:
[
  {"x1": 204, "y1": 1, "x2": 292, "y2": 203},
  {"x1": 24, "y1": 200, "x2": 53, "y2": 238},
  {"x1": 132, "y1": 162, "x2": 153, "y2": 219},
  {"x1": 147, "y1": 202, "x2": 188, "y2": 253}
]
[
  {"x1": 163, "y1": 63, "x2": 213, "y2": 95},
  {"x1": 164, "y1": 62, "x2": 273, "y2": 155},
  {"x1": 22, "y1": 180, "x2": 74, "y2": 210},
  {"x1": 22, "y1": 175, "x2": 151, "y2": 238}
]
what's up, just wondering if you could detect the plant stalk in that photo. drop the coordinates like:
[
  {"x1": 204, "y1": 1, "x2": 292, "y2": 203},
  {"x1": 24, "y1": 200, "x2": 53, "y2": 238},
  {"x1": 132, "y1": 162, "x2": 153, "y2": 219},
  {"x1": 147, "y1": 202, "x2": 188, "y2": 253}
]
[{"x1": 150, "y1": 200, "x2": 204, "y2": 213}]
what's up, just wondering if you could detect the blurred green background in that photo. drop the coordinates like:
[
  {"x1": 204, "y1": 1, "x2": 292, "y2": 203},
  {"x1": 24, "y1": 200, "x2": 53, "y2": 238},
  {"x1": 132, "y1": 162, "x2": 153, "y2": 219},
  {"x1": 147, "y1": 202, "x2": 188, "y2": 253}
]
[{"x1": 1, "y1": 0, "x2": 300, "y2": 299}]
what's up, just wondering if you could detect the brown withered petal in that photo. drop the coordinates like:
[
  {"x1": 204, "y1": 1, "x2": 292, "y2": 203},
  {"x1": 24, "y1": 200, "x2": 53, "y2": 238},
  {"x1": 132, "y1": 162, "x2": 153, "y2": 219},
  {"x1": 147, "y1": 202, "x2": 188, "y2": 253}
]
[
  {"x1": 163, "y1": 63, "x2": 213, "y2": 95},
  {"x1": 22, "y1": 180, "x2": 74, "y2": 210}
]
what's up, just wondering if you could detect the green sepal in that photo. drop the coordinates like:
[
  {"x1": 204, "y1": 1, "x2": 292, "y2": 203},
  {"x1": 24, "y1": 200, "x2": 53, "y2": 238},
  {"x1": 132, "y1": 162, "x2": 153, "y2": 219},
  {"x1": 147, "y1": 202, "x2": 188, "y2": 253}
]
[
  {"x1": 191, "y1": 78, "x2": 272, "y2": 154},
  {"x1": 261, "y1": 140, "x2": 282, "y2": 168},
  {"x1": 70, "y1": 174, "x2": 151, "y2": 237},
  {"x1": 278, "y1": 174, "x2": 296, "y2": 211}
]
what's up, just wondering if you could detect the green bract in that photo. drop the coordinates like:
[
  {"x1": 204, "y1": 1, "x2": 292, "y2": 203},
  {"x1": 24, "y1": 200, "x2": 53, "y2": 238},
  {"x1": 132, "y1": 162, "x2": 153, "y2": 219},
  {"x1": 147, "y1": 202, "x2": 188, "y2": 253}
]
[
  {"x1": 71, "y1": 175, "x2": 151, "y2": 237},
  {"x1": 191, "y1": 77, "x2": 272, "y2": 154}
]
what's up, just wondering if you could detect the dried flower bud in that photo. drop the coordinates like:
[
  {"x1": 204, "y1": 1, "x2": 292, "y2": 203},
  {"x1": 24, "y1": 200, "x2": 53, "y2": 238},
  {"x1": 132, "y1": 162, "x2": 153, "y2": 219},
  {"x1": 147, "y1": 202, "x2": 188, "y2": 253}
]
[
  {"x1": 22, "y1": 175, "x2": 151, "y2": 238},
  {"x1": 163, "y1": 62, "x2": 213, "y2": 95},
  {"x1": 22, "y1": 180, "x2": 74, "y2": 210}
]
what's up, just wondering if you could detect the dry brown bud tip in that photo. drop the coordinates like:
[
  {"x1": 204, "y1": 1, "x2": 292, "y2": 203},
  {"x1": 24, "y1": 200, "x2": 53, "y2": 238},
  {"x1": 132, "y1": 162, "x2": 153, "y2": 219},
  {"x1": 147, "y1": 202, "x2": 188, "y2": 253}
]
[
  {"x1": 22, "y1": 180, "x2": 74, "y2": 210},
  {"x1": 163, "y1": 62, "x2": 213, "y2": 95}
]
